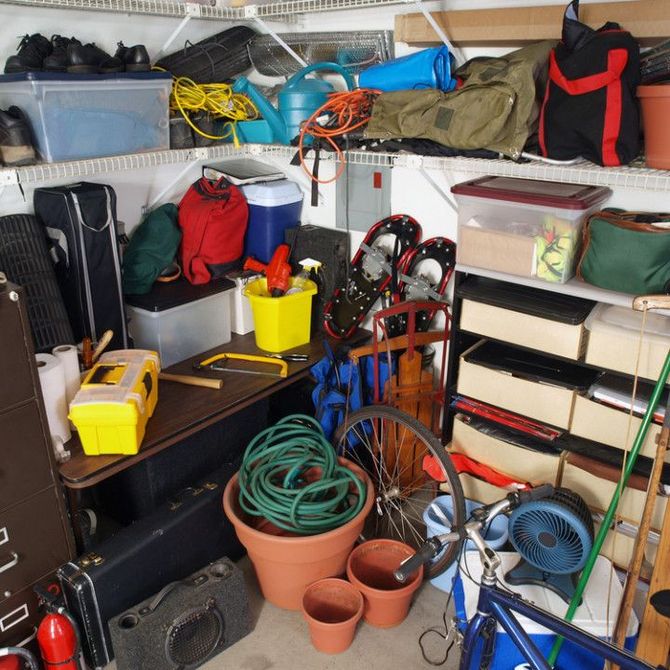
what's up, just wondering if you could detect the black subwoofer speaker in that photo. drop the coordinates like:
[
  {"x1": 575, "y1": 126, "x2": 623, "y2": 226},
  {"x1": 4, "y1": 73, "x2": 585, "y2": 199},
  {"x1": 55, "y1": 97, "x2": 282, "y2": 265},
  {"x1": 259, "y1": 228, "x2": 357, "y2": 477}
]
[{"x1": 109, "y1": 558, "x2": 250, "y2": 669}]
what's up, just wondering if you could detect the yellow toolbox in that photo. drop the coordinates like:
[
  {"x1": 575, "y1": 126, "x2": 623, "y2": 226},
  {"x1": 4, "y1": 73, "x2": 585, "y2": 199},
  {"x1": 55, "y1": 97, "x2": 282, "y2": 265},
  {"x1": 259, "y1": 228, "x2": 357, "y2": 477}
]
[{"x1": 69, "y1": 349, "x2": 160, "y2": 456}]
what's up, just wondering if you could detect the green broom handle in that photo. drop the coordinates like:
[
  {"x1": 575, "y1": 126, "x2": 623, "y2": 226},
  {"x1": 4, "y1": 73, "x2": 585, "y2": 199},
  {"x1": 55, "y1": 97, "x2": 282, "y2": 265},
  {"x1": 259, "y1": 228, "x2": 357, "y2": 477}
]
[{"x1": 547, "y1": 349, "x2": 670, "y2": 667}]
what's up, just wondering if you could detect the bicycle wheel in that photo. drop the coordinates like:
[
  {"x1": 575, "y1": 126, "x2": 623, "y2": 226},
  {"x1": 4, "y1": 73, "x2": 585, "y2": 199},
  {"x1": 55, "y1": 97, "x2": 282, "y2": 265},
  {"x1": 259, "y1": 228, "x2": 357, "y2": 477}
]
[{"x1": 332, "y1": 405, "x2": 465, "y2": 578}]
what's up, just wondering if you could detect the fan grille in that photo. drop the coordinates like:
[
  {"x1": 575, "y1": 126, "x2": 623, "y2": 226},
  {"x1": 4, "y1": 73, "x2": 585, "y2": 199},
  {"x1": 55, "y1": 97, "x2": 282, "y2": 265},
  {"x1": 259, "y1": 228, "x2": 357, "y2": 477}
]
[
  {"x1": 166, "y1": 606, "x2": 223, "y2": 667},
  {"x1": 509, "y1": 488, "x2": 594, "y2": 575}
]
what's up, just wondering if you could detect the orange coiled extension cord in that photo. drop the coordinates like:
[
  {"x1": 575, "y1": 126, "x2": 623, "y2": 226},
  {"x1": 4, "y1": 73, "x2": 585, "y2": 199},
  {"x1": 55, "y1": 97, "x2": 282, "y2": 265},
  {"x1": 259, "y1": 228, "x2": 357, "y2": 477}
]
[{"x1": 298, "y1": 88, "x2": 381, "y2": 184}]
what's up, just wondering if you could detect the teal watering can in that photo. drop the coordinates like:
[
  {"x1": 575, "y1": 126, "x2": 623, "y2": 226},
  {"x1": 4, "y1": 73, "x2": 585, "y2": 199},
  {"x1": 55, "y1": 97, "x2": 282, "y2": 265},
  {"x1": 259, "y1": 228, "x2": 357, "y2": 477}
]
[{"x1": 233, "y1": 62, "x2": 356, "y2": 145}]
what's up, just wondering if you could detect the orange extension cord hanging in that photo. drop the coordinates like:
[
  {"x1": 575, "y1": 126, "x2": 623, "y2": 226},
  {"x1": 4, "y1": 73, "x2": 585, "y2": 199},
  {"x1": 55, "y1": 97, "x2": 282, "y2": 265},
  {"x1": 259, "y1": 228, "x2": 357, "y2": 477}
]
[{"x1": 298, "y1": 88, "x2": 381, "y2": 184}]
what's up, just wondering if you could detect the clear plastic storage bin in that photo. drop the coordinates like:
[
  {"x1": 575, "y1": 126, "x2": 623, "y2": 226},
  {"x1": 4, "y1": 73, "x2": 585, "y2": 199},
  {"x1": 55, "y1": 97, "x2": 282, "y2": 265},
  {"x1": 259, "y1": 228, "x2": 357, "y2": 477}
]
[
  {"x1": 126, "y1": 278, "x2": 233, "y2": 368},
  {"x1": 0, "y1": 72, "x2": 172, "y2": 162},
  {"x1": 452, "y1": 177, "x2": 611, "y2": 284}
]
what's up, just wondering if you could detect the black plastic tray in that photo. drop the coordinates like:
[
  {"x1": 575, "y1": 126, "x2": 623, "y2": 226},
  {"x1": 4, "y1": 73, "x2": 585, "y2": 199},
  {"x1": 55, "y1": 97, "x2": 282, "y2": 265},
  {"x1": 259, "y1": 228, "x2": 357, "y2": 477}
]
[
  {"x1": 465, "y1": 339, "x2": 601, "y2": 391},
  {"x1": 457, "y1": 275, "x2": 596, "y2": 325}
]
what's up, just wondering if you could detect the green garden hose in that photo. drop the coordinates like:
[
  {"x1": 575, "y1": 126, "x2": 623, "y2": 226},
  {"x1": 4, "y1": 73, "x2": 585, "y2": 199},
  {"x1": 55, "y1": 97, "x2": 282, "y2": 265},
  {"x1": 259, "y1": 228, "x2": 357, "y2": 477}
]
[{"x1": 238, "y1": 414, "x2": 366, "y2": 535}]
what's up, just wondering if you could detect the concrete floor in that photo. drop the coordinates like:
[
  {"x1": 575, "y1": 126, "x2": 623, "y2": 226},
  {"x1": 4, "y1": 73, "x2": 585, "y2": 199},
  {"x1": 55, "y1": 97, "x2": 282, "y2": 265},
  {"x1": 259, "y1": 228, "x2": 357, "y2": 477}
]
[{"x1": 202, "y1": 558, "x2": 460, "y2": 670}]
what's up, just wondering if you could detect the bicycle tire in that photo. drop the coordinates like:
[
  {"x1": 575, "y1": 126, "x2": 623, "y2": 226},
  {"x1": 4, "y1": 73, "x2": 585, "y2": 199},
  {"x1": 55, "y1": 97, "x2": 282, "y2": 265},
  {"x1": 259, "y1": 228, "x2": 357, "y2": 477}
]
[{"x1": 332, "y1": 405, "x2": 465, "y2": 578}]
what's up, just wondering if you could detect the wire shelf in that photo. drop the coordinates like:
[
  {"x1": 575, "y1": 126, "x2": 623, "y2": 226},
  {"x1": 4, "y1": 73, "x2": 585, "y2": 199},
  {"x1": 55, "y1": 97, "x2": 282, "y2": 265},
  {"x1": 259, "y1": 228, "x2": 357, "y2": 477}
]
[
  {"x1": 2, "y1": 144, "x2": 669, "y2": 191},
  {"x1": 0, "y1": 0, "x2": 406, "y2": 17},
  {"x1": 255, "y1": 0, "x2": 406, "y2": 17}
]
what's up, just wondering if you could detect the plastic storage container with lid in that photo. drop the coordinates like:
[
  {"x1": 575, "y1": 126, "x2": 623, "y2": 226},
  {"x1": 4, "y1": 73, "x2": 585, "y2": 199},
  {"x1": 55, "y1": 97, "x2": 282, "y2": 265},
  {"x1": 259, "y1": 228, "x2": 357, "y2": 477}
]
[
  {"x1": 585, "y1": 302, "x2": 670, "y2": 382},
  {"x1": 125, "y1": 277, "x2": 233, "y2": 368},
  {"x1": 453, "y1": 552, "x2": 638, "y2": 670},
  {"x1": 452, "y1": 176, "x2": 611, "y2": 284},
  {"x1": 0, "y1": 72, "x2": 172, "y2": 162},
  {"x1": 69, "y1": 349, "x2": 160, "y2": 456},
  {"x1": 241, "y1": 180, "x2": 303, "y2": 264}
]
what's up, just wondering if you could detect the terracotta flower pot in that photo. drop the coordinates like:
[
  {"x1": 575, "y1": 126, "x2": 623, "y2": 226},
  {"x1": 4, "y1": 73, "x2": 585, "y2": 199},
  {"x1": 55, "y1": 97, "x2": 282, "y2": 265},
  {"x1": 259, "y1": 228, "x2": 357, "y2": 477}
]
[
  {"x1": 301, "y1": 578, "x2": 364, "y2": 654},
  {"x1": 346, "y1": 539, "x2": 423, "y2": 628},
  {"x1": 223, "y1": 458, "x2": 373, "y2": 611},
  {"x1": 639, "y1": 84, "x2": 670, "y2": 169}
]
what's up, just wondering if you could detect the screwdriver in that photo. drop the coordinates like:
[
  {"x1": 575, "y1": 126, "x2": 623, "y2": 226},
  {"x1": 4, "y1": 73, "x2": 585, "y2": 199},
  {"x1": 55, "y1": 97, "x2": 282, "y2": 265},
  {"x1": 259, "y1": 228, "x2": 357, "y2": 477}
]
[{"x1": 266, "y1": 353, "x2": 309, "y2": 362}]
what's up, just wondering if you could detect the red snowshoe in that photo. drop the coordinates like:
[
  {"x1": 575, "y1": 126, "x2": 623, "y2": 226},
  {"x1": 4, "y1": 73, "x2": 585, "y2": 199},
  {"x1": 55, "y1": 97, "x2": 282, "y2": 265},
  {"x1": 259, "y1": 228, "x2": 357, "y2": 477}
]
[
  {"x1": 384, "y1": 237, "x2": 456, "y2": 338},
  {"x1": 323, "y1": 214, "x2": 421, "y2": 339}
]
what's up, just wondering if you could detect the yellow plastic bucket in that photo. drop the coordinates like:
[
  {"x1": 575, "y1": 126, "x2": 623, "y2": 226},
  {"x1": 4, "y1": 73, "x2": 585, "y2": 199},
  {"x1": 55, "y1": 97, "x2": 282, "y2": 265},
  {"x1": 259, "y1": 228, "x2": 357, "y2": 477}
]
[{"x1": 245, "y1": 278, "x2": 317, "y2": 352}]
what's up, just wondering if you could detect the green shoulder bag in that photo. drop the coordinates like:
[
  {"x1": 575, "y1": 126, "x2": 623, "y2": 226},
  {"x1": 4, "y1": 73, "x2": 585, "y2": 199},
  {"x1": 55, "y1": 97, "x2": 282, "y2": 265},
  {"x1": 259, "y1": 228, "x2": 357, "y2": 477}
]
[{"x1": 576, "y1": 209, "x2": 670, "y2": 295}]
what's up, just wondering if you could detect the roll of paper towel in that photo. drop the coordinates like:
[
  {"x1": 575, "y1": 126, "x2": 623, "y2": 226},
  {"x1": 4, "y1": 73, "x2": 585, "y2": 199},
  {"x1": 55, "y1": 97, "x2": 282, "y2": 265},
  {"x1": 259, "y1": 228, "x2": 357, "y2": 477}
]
[
  {"x1": 35, "y1": 353, "x2": 71, "y2": 445},
  {"x1": 52, "y1": 344, "x2": 81, "y2": 405}
]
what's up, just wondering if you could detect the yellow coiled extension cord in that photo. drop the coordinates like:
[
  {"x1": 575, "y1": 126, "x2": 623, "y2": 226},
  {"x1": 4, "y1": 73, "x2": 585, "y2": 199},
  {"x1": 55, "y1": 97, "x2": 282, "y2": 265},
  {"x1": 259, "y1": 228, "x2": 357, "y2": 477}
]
[{"x1": 155, "y1": 68, "x2": 259, "y2": 148}]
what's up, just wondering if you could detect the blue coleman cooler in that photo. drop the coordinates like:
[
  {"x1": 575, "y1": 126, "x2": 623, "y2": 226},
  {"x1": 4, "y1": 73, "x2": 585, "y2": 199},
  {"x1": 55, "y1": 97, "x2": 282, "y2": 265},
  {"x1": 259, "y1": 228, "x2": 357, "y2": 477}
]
[{"x1": 241, "y1": 180, "x2": 303, "y2": 263}]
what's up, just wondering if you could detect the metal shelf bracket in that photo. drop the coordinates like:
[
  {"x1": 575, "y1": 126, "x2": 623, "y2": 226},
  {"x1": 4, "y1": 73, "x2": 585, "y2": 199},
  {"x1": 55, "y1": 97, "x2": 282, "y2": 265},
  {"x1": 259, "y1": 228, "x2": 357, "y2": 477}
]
[
  {"x1": 251, "y1": 14, "x2": 308, "y2": 68},
  {"x1": 154, "y1": 3, "x2": 203, "y2": 62}
]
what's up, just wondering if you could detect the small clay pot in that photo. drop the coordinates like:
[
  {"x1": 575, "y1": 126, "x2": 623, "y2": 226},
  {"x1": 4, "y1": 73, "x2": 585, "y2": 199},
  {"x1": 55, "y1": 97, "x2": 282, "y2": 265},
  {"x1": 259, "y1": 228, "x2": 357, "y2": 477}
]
[
  {"x1": 223, "y1": 458, "x2": 373, "y2": 610},
  {"x1": 639, "y1": 84, "x2": 670, "y2": 169},
  {"x1": 346, "y1": 539, "x2": 423, "y2": 628},
  {"x1": 302, "y1": 578, "x2": 364, "y2": 654}
]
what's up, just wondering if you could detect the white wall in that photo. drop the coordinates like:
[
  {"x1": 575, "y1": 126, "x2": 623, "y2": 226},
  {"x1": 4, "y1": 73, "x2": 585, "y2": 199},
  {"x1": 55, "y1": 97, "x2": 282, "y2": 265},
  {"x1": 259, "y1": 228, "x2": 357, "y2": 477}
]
[{"x1": 0, "y1": 1, "x2": 661, "y2": 243}]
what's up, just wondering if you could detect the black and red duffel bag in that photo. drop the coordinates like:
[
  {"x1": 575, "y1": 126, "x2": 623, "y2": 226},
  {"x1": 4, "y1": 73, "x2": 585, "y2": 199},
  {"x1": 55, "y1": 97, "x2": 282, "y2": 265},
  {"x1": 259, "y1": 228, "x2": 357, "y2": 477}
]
[{"x1": 539, "y1": 0, "x2": 640, "y2": 167}]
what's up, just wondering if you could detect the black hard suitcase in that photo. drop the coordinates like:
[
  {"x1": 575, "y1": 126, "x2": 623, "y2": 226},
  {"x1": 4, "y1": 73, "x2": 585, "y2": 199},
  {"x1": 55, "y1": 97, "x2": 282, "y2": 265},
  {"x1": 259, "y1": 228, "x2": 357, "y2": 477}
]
[
  {"x1": 57, "y1": 464, "x2": 243, "y2": 668},
  {"x1": 34, "y1": 182, "x2": 128, "y2": 350}
]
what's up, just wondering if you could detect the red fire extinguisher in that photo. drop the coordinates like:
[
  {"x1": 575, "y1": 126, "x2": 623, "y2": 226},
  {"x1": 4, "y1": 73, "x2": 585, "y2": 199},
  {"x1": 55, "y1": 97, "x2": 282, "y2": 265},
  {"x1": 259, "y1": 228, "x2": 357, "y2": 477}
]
[
  {"x1": 37, "y1": 611, "x2": 80, "y2": 670},
  {"x1": 0, "y1": 647, "x2": 39, "y2": 670}
]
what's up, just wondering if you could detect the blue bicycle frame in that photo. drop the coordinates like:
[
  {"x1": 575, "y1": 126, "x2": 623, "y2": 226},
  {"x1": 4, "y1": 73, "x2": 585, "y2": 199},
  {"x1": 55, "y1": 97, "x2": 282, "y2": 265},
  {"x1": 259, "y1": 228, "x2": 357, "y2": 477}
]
[{"x1": 460, "y1": 580, "x2": 657, "y2": 670}]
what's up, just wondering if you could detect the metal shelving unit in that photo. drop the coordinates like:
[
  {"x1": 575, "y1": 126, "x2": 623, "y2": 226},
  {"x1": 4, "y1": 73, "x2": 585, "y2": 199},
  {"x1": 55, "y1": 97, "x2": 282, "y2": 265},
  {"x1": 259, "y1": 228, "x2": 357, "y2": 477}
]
[
  {"x1": 0, "y1": 0, "x2": 407, "y2": 18},
  {"x1": 2, "y1": 144, "x2": 670, "y2": 190}
]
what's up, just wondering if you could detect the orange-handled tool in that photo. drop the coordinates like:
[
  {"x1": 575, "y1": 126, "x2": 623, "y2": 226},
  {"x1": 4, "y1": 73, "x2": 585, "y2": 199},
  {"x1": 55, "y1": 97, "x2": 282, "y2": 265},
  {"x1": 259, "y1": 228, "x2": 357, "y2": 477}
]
[{"x1": 243, "y1": 244, "x2": 292, "y2": 297}]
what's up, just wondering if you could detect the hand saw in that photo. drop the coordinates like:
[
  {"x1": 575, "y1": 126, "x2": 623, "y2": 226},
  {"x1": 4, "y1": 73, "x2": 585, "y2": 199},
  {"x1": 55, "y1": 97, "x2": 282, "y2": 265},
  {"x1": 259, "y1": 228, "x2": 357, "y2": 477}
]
[{"x1": 194, "y1": 352, "x2": 288, "y2": 378}]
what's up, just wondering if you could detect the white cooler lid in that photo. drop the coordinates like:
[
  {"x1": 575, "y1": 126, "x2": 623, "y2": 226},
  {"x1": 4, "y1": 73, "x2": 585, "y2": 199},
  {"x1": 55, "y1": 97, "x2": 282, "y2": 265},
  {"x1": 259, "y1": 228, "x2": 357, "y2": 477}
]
[
  {"x1": 458, "y1": 552, "x2": 638, "y2": 637},
  {"x1": 241, "y1": 179, "x2": 303, "y2": 207}
]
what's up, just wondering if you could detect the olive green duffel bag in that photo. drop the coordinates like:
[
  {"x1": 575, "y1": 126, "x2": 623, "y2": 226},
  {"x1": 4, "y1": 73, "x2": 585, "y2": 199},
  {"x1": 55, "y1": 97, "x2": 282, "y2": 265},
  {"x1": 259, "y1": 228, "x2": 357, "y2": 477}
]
[
  {"x1": 364, "y1": 40, "x2": 555, "y2": 159},
  {"x1": 576, "y1": 209, "x2": 670, "y2": 294}
]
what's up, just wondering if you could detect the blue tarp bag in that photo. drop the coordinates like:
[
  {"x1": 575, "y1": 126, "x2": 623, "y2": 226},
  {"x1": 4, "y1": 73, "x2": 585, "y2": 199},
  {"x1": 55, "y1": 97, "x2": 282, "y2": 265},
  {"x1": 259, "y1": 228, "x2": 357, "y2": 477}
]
[
  {"x1": 359, "y1": 46, "x2": 456, "y2": 92},
  {"x1": 311, "y1": 345, "x2": 395, "y2": 441}
]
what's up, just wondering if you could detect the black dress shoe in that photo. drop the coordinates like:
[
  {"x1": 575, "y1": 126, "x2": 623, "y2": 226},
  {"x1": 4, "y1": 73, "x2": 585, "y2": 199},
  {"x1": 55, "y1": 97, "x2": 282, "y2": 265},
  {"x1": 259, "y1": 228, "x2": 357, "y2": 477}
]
[
  {"x1": 43, "y1": 35, "x2": 81, "y2": 72},
  {"x1": 67, "y1": 42, "x2": 120, "y2": 74},
  {"x1": 0, "y1": 107, "x2": 36, "y2": 166},
  {"x1": 109, "y1": 42, "x2": 151, "y2": 72},
  {"x1": 4, "y1": 33, "x2": 52, "y2": 73}
]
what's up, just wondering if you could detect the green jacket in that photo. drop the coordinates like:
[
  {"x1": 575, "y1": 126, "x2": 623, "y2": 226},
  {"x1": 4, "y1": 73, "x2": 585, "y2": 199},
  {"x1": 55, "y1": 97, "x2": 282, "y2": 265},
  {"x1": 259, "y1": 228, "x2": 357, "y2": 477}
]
[{"x1": 365, "y1": 41, "x2": 556, "y2": 159}]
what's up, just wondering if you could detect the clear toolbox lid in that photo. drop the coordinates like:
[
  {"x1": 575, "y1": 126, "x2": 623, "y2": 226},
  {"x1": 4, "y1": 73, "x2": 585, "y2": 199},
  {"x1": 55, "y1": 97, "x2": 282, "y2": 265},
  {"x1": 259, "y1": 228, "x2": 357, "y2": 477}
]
[
  {"x1": 451, "y1": 176, "x2": 611, "y2": 210},
  {"x1": 585, "y1": 303, "x2": 670, "y2": 341},
  {"x1": 71, "y1": 349, "x2": 160, "y2": 413}
]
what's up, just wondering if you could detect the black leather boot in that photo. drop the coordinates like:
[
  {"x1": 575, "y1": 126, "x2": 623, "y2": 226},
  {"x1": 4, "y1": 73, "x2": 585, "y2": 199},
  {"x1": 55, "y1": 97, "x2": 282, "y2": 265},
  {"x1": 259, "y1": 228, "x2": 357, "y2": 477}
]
[
  {"x1": 67, "y1": 42, "x2": 120, "y2": 74},
  {"x1": 0, "y1": 107, "x2": 36, "y2": 166},
  {"x1": 108, "y1": 42, "x2": 151, "y2": 72},
  {"x1": 4, "y1": 34, "x2": 52, "y2": 73},
  {"x1": 44, "y1": 35, "x2": 81, "y2": 72}
]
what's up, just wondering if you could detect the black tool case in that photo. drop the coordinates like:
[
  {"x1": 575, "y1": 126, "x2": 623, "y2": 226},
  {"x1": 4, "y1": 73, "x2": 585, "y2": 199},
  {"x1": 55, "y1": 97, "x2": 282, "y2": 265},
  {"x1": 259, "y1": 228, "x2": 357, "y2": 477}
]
[
  {"x1": 57, "y1": 464, "x2": 243, "y2": 668},
  {"x1": 34, "y1": 182, "x2": 128, "y2": 350}
]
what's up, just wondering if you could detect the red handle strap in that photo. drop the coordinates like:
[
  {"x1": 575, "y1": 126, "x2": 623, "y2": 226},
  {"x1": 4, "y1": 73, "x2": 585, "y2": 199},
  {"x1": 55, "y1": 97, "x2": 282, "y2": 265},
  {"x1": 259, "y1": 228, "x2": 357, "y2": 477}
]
[
  {"x1": 423, "y1": 453, "x2": 530, "y2": 490},
  {"x1": 548, "y1": 48, "x2": 628, "y2": 95}
]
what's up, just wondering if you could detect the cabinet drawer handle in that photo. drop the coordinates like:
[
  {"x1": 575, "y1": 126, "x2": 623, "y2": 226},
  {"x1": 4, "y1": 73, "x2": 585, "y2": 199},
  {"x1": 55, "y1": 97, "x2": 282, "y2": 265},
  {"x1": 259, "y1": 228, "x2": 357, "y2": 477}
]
[{"x1": 0, "y1": 552, "x2": 19, "y2": 574}]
